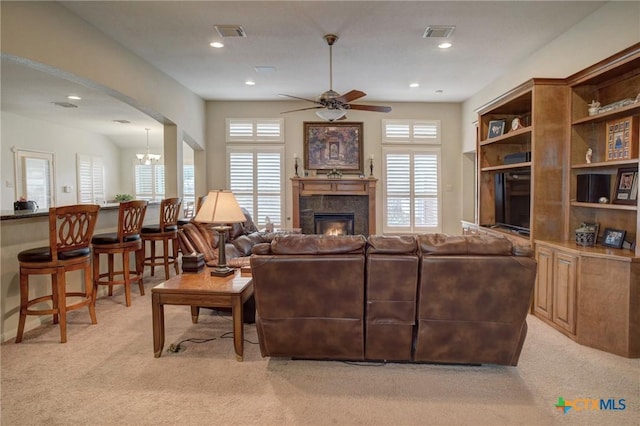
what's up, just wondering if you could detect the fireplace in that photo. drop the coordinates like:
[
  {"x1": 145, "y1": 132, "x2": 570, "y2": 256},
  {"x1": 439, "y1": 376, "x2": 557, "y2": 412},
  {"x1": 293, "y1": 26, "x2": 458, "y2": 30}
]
[
  {"x1": 314, "y1": 213, "x2": 355, "y2": 236},
  {"x1": 292, "y1": 177, "x2": 377, "y2": 236}
]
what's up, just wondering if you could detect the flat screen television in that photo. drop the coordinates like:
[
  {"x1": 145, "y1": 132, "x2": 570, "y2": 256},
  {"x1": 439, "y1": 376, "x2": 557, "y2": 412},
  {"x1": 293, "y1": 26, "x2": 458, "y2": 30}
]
[{"x1": 494, "y1": 168, "x2": 531, "y2": 235}]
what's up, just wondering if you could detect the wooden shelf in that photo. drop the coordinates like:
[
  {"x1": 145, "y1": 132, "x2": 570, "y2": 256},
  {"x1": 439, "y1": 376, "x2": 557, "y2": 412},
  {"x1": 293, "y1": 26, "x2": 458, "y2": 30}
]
[
  {"x1": 571, "y1": 159, "x2": 638, "y2": 169},
  {"x1": 481, "y1": 162, "x2": 531, "y2": 172},
  {"x1": 570, "y1": 201, "x2": 637, "y2": 211},
  {"x1": 572, "y1": 103, "x2": 640, "y2": 125},
  {"x1": 479, "y1": 127, "x2": 531, "y2": 145}
]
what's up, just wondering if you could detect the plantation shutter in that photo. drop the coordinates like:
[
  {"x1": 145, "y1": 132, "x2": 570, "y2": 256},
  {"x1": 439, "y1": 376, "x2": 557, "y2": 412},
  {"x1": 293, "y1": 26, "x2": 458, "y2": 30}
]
[
  {"x1": 77, "y1": 154, "x2": 104, "y2": 204},
  {"x1": 228, "y1": 148, "x2": 283, "y2": 228}
]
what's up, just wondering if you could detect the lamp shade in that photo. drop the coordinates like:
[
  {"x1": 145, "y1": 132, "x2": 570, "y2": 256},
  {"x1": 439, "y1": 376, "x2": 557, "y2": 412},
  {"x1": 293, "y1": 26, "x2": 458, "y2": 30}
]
[
  {"x1": 194, "y1": 190, "x2": 246, "y2": 224},
  {"x1": 316, "y1": 108, "x2": 347, "y2": 121}
]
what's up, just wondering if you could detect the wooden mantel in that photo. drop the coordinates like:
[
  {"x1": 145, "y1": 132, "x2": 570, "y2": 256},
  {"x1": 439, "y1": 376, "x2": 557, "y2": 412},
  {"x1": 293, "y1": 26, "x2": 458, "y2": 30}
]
[{"x1": 291, "y1": 177, "x2": 377, "y2": 235}]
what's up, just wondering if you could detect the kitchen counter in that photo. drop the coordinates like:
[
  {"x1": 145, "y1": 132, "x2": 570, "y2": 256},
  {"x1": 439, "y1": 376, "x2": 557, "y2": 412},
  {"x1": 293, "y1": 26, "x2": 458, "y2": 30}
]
[
  {"x1": 0, "y1": 201, "x2": 162, "y2": 342},
  {"x1": 1, "y1": 202, "x2": 160, "y2": 221}
]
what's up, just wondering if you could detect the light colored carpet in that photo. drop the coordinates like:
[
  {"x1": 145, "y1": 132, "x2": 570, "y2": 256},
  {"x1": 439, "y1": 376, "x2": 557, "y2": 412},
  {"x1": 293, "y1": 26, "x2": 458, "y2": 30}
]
[{"x1": 1, "y1": 274, "x2": 638, "y2": 426}]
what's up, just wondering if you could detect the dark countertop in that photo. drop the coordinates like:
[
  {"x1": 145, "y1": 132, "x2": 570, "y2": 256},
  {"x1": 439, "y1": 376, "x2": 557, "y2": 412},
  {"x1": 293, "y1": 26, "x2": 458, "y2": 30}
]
[{"x1": 1, "y1": 202, "x2": 160, "y2": 221}]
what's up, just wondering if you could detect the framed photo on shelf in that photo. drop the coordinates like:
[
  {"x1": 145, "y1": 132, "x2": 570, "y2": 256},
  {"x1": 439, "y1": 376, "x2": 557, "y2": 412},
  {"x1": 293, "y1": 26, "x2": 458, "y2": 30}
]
[
  {"x1": 612, "y1": 168, "x2": 638, "y2": 205},
  {"x1": 303, "y1": 122, "x2": 363, "y2": 174},
  {"x1": 601, "y1": 228, "x2": 626, "y2": 249},
  {"x1": 487, "y1": 120, "x2": 505, "y2": 139},
  {"x1": 605, "y1": 116, "x2": 638, "y2": 161}
]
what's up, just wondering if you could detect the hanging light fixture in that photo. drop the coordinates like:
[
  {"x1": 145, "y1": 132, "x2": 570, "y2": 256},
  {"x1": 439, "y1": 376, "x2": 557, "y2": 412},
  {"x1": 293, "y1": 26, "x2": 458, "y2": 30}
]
[{"x1": 136, "y1": 128, "x2": 161, "y2": 165}]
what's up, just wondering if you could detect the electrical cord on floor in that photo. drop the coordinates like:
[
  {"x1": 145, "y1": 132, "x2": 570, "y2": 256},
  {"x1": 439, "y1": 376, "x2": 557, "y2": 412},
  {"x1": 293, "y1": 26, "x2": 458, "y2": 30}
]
[
  {"x1": 219, "y1": 331, "x2": 259, "y2": 345},
  {"x1": 168, "y1": 337, "x2": 216, "y2": 353},
  {"x1": 167, "y1": 312, "x2": 258, "y2": 353}
]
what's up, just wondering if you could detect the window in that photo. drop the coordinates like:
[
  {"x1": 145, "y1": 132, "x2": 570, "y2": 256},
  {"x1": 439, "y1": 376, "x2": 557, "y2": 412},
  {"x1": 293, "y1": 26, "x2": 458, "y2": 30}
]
[
  {"x1": 14, "y1": 148, "x2": 55, "y2": 208},
  {"x1": 382, "y1": 120, "x2": 441, "y2": 144},
  {"x1": 183, "y1": 164, "x2": 195, "y2": 205},
  {"x1": 227, "y1": 147, "x2": 284, "y2": 228},
  {"x1": 134, "y1": 163, "x2": 165, "y2": 201},
  {"x1": 226, "y1": 118, "x2": 284, "y2": 143},
  {"x1": 77, "y1": 154, "x2": 105, "y2": 204},
  {"x1": 226, "y1": 118, "x2": 285, "y2": 228},
  {"x1": 382, "y1": 120, "x2": 441, "y2": 234}
]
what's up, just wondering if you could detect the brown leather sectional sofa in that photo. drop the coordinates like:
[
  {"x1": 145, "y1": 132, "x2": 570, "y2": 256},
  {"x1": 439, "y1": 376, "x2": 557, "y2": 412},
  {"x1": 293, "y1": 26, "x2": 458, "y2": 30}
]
[{"x1": 250, "y1": 233, "x2": 537, "y2": 366}]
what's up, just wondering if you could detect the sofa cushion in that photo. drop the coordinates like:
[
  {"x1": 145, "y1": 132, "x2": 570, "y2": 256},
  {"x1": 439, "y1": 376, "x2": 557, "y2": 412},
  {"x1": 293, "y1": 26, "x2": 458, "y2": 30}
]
[
  {"x1": 367, "y1": 235, "x2": 417, "y2": 254},
  {"x1": 271, "y1": 234, "x2": 366, "y2": 255},
  {"x1": 232, "y1": 234, "x2": 254, "y2": 256},
  {"x1": 417, "y1": 233, "x2": 512, "y2": 256}
]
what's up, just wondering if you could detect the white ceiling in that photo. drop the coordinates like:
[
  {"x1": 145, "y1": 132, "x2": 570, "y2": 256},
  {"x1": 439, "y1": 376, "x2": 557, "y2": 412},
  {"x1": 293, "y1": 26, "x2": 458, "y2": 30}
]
[{"x1": 1, "y1": 1, "x2": 606, "y2": 147}]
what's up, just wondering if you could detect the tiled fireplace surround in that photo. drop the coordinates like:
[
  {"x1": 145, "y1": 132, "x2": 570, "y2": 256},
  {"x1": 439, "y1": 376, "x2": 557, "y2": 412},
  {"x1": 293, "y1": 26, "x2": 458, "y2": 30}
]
[{"x1": 291, "y1": 177, "x2": 377, "y2": 236}]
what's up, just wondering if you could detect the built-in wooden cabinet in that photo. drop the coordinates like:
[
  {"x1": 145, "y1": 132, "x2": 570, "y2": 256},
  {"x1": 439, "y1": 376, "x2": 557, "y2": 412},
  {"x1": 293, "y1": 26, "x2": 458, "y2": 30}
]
[
  {"x1": 565, "y1": 43, "x2": 640, "y2": 257},
  {"x1": 476, "y1": 79, "x2": 568, "y2": 247},
  {"x1": 534, "y1": 243, "x2": 578, "y2": 337},
  {"x1": 471, "y1": 44, "x2": 640, "y2": 358}
]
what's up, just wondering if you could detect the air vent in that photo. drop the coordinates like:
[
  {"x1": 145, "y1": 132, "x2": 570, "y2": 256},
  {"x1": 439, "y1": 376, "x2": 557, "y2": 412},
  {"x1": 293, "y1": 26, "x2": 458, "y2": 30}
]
[
  {"x1": 254, "y1": 66, "x2": 276, "y2": 73},
  {"x1": 423, "y1": 26, "x2": 455, "y2": 38},
  {"x1": 51, "y1": 101, "x2": 78, "y2": 108},
  {"x1": 113, "y1": 119, "x2": 131, "y2": 124},
  {"x1": 214, "y1": 25, "x2": 247, "y2": 38}
]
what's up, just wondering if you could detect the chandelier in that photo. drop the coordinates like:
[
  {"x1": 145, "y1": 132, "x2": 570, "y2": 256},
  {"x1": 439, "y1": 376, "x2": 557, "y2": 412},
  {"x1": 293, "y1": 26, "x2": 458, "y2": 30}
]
[{"x1": 136, "y1": 128, "x2": 161, "y2": 165}]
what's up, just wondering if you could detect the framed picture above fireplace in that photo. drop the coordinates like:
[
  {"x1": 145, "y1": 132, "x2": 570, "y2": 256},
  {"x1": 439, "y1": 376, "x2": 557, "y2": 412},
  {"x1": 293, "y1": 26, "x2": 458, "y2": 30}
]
[{"x1": 304, "y1": 122, "x2": 363, "y2": 174}]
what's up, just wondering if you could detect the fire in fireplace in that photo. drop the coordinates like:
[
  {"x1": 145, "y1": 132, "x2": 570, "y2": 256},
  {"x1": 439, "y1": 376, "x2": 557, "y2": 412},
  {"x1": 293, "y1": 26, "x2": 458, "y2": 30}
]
[{"x1": 314, "y1": 212, "x2": 355, "y2": 236}]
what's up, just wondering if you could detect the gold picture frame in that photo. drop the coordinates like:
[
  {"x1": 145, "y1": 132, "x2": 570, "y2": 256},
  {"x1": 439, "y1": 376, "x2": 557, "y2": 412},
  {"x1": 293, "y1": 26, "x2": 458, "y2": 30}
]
[{"x1": 303, "y1": 122, "x2": 364, "y2": 174}]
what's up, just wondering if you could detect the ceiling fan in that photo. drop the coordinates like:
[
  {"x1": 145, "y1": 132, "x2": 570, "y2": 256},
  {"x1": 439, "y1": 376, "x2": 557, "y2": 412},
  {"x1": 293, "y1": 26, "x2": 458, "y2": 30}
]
[{"x1": 280, "y1": 34, "x2": 392, "y2": 121}]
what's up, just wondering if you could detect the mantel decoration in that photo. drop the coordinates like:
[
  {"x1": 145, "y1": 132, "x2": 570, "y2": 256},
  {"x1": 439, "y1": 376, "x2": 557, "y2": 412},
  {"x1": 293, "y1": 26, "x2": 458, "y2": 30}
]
[
  {"x1": 136, "y1": 128, "x2": 161, "y2": 165},
  {"x1": 326, "y1": 169, "x2": 343, "y2": 179},
  {"x1": 304, "y1": 121, "x2": 363, "y2": 174}
]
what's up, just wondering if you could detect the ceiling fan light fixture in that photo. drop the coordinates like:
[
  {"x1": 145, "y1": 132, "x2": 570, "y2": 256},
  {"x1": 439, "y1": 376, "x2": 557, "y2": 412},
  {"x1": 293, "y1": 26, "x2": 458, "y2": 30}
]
[{"x1": 316, "y1": 108, "x2": 346, "y2": 122}]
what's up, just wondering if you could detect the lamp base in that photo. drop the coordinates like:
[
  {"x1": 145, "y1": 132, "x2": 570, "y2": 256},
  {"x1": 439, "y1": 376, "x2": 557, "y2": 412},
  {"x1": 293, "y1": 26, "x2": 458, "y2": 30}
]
[{"x1": 210, "y1": 266, "x2": 235, "y2": 277}]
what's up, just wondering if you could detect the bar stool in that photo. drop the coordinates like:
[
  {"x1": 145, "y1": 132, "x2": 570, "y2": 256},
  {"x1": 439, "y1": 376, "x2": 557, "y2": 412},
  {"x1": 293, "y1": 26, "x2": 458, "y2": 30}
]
[
  {"x1": 16, "y1": 204, "x2": 100, "y2": 343},
  {"x1": 92, "y1": 200, "x2": 148, "y2": 307},
  {"x1": 141, "y1": 197, "x2": 182, "y2": 279}
]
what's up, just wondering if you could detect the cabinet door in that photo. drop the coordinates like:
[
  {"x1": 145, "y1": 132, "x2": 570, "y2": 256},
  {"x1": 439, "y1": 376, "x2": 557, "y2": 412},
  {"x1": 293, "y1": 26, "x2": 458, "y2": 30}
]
[
  {"x1": 534, "y1": 246, "x2": 554, "y2": 320},
  {"x1": 552, "y1": 251, "x2": 578, "y2": 334}
]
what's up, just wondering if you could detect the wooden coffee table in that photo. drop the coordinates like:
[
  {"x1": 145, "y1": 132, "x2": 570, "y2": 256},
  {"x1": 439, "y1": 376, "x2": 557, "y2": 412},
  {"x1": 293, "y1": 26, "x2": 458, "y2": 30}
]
[{"x1": 151, "y1": 269, "x2": 253, "y2": 361}]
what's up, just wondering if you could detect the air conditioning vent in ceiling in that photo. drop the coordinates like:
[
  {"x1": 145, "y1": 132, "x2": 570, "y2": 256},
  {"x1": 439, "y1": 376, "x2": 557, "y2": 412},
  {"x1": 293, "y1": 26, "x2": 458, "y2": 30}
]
[
  {"x1": 214, "y1": 25, "x2": 247, "y2": 38},
  {"x1": 51, "y1": 101, "x2": 78, "y2": 108},
  {"x1": 423, "y1": 26, "x2": 455, "y2": 38}
]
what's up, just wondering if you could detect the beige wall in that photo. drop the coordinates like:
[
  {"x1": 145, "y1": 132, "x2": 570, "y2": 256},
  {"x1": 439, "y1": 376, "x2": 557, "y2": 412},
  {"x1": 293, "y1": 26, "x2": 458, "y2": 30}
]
[
  {"x1": 1, "y1": 1, "x2": 206, "y2": 148},
  {"x1": 459, "y1": 1, "x2": 640, "y2": 223},
  {"x1": 206, "y1": 100, "x2": 462, "y2": 235},
  {"x1": 0, "y1": 112, "x2": 124, "y2": 209}
]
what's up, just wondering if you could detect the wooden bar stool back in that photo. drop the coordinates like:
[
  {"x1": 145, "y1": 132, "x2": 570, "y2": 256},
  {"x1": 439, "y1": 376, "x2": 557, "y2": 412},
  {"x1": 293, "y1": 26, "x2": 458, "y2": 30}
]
[
  {"x1": 92, "y1": 200, "x2": 148, "y2": 307},
  {"x1": 141, "y1": 197, "x2": 182, "y2": 280},
  {"x1": 16, "y1": 204, "x2": 100, "y2": 343}
]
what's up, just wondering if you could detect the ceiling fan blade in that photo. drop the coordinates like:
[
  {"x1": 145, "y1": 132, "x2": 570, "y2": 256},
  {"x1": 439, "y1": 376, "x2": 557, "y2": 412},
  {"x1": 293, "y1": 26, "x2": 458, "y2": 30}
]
[
  {"x1": 278, "y1": 94, "x2": 322, "y2": 104},
  {"x1": 280, "y1": 106, "x2": 324, "y2": 114},
  {"x1": 336, "y1": 89, "x2": 366, "y2": 103},
  {"x1": 347, "y1": 104, "x2": 392, "y2": 113}
]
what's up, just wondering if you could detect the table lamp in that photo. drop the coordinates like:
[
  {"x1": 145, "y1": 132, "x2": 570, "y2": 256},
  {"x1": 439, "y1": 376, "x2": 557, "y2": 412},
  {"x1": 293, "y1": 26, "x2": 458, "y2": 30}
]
[{"x1": 194, "y1": 190, "x2": 246, "y2": 277}]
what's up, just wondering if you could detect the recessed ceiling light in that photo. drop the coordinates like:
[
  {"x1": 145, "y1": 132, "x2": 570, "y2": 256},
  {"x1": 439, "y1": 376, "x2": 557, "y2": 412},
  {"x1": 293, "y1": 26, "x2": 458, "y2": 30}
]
[
  {"x1": 438, "y1": 42, "x2": 452, "y2": 49},
  {"x1": 67, "y1": 95, "x2": 82, "y2": 100},
  {"x1": 210, "y1": 41, "x2": 224, "y2": 48},
  {"x1": 245, "y1": 80, "x2": 256, "y2": 86},
  {"x1": 409, "y1": 83, "x2": 420, "y2": 88}
]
